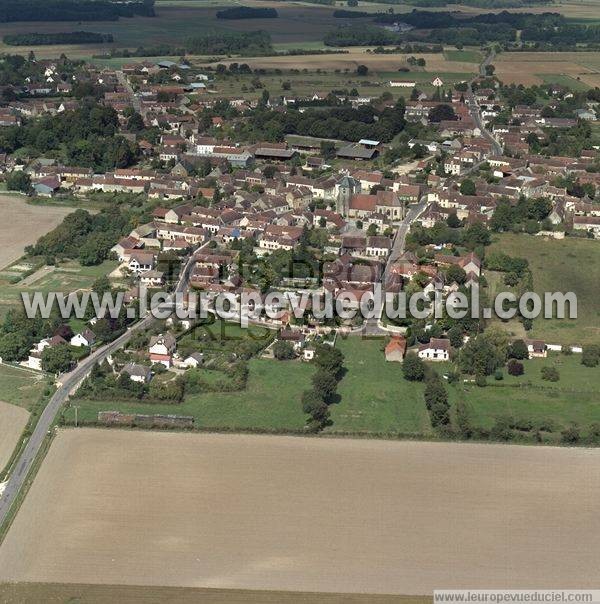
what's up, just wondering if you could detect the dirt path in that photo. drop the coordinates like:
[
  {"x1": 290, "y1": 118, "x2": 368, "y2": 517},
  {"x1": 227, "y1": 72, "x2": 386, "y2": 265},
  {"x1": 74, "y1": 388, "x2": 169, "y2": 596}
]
[
  {"x1": 19, "y1": 265, "x2": 55, "y2": 287},
  {"x1": 0, "y1": 195, "x2": 72, "y2": 270},
  {"x1": 1, "y1": 429, "x2": 599, "y2": 594},
  {"x1": 0, "y1": 401, "x2": 29, "y2": 472}
]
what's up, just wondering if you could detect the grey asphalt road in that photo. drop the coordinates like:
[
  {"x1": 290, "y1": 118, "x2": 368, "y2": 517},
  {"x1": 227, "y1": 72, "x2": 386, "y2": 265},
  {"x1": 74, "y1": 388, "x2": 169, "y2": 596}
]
[
  {"x1": 0, "y1": 253, "x2": 197, "y2": 530},
  {"x1": 467, "y1": 50, "x2": 502, "y2": 156},
  {"x1": 361, "y1": 199, "x2": 429, "y2": 336}
]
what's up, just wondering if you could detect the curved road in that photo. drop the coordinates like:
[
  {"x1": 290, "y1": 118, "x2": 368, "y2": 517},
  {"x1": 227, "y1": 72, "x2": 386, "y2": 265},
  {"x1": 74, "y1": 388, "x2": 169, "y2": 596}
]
[{"x1": 0, "y1": 253, "x2": 197, "y2": 529}]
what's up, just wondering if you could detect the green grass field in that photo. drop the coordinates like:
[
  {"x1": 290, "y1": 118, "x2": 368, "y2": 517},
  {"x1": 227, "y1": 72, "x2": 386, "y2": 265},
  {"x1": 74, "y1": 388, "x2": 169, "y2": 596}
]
[
  {"x1": 0, "y1": 259, "x2": 118, "y2": 318},
  {"x1": 488, "y1": 233, "x2": 600, "y2": 346},
  {"x1": 448, "y1": 354, "x2": 600, "y2": 440},
  {"x1": 327, "y1": 336, "x2": 432, "y2": 435},
  {"x1": 538, "y1": 73, "x2": 591, "y2": 91},
  {"x1": 212, "y1": 68, "x2": 473, "y2": 101},
  {"x1": 0, "y1": 364, "x2": 47, "y2": 410},
  {"x1": 443, "y1": 49, "x2": 482, "y2": 63},
  {"x1": 65, "y1": 357, "x2": 313, "y2": 430}
]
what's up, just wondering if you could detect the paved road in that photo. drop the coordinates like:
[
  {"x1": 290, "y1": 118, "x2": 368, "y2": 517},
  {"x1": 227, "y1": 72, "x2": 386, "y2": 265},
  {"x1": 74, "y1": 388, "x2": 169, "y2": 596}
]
[
  {"x1": 467, "y1": 50, "x2": 503, "y2": 156},
  {"x1": 117, "y1": 71, "x2": 142, "y2": 114},
  {"x1": 0, "y1": 253, "x2": 197, "y2": 529},
  {"x1": 362, "y1": 199, "x2": 429, "y2": 336}
]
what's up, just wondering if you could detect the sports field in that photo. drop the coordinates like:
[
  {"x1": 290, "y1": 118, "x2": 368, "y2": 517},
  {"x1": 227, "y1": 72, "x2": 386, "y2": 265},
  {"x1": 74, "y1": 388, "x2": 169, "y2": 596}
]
[{"x1": 1, "y1": 429, "x2": 599, "y2": 593}]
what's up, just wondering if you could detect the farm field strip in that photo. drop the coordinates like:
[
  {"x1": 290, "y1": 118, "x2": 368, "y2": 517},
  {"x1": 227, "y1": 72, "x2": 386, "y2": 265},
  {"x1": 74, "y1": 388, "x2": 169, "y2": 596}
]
[
  {"x1": 0, "y1": 196, "x2": 72, "y2": 271},
  {"x1": 0, "y1": 401, "x2": 29, "y2": 472},
  {"x1": 1, "y1": 429, "x2": 599, "y2": 593}
]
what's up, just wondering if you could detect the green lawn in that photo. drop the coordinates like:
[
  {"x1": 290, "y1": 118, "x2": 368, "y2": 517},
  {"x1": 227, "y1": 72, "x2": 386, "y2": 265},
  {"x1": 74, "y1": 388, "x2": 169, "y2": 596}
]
[
  {"x1": 488, "y1": 233, "x2": 600, "y2": 346},
  {"x1": 448, "y1": 353, "x2": 600, "y2": 440},
  {"x1": 0, "y1": 365, "x2": 48, "y2": 410},
  {"x1": 443, "y1": 49, "x2": 482, "y2": 63},
  {"x1": 65, "y1": 357, "x2": 313, "y2": 430},
  {"x1": 538, "y1": 73, "x2": 590, "y2": 91},
  {"x1": 326, "y1": 336, "x2": 432, "y2": 435}
]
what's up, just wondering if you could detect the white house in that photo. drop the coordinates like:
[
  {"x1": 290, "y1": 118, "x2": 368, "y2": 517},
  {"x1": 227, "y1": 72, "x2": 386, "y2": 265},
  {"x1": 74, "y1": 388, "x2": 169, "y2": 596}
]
[
  {"x1": 128, "y1": 251, "x2": 155, "y2": 274},
  {"x1": 182, "y1": 352, "x2": 204, "y2": 368},
  {"x1": 122, "y1": 362, "x2": 152, "y2": 383},
  {"x1": 418, "y1": 338, "x2": 450, "y2": 361},
  {"x1": 149, "y1": 333, "x2": 177, "y2": 368},
  {"x1": 70, "y1": 328, "x2": 96, "y2": 348}
]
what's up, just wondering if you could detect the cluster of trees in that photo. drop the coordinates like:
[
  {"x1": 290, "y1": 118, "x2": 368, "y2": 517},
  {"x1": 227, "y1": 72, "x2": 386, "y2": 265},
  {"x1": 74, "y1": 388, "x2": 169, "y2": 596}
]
[
  {"x1": 399, "y1": 0, "x2": 551, "y2": 7},
  {"x1": 216, "y1": 6, "x2": 278, "y2": 19},
  {"x1": 273, "y1": 340, "x2": 296, "y2": 360},
  {"x1": 0, "y1": 100, "x2": 139, "y2": 171},
  {"x1": 371, "y1": 43, "x2": 443, "y2": 54},
  {"x1": 79, "y1": 360, "x2": 185, "y2": 403},
  {"x1": 489, "y1": 197, "x2": 552, "y2": 233},
  {"x1": 0, "y1": 53, "x2": 59, "y2": 88},
  {"x1": 402, "y1": 353, "x2": 450, "y2": 429},
  {"x1": 0, "y1": 308, "x2": 64, "y2": 363},
  {"x1": 26, "y1": 208, "x2": 131, "y2": 266},
  {"x1": 407, "y1": 221, "x2": 491, "y2": 251},
  {"x1": 236, "y1": 98, "x2": 407, "y2": 143},
  {"x1": 428, "y1": 103, "x2": 457, "y2": 122},
  {"x1": 301, "y1": 344, "x2": 345, "y2": 431},
  {"x1": 3, "y1": 32, "x2": 113, "y2": 45},
  {"x1": 526, "y1": 121, "x2": 595, "y2": 159},
  {"x1": 185, "y1": 31, "x2": 274, "y2": 55},
  {"x1": 0, "y1": 0, "x2": 155, "y2": 22},
  {"x1": 326, "y1": 9, "x2": 590, "y2": 48},
  {"x1": 459, "y1": 328, "x2": 510, "y2": 378},
  {"x1": 5, "y1": 171, "x2": 32, "y2": 193},
  {"x1": 582, "y1": 344, "x2": 600, "y2": 368}
]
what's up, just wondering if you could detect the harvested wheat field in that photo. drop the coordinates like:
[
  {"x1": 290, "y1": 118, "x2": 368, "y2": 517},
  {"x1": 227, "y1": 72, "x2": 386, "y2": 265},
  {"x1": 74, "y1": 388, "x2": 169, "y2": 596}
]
[
  {"x1": 207, "y1": 50, "x2": 478, "y2": 74},
  {"x1": 494, "y1": 51, "x2": 600, "y2": 86},
  {"x1": 1, "y1": 429, "x2": 599, "y2": 594},
  {"x1": 0, "y1": 195, "x2": 71, "y2": 270},
  {"x1": 0, "y1": 401, "x2": 28, "y2": 471}
]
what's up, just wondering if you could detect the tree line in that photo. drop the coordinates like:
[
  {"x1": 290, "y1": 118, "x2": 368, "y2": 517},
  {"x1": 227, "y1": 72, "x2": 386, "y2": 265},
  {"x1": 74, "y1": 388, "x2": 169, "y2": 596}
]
[
  {"x1": 185, "y1": 30, "x2": 274, "y2": 55},
  {"x1": 0, "y1": 0, "x2": 155, "y2": 22},
  {"x1": 216, "y1": 6, "x2": 278, "y2": 19},
  {"x1": 3, "y1": 32, "x2": 114, "y2": 46}
]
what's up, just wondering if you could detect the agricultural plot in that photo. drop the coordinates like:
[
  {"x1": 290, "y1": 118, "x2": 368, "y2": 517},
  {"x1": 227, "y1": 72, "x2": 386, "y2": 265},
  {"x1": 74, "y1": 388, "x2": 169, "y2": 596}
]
[
  {"x1": 0, "y1": 364, "x2": 47, "y2": 410},
  {"x1": 0, "y1": 195, "x2": 72, "y2": 271},
  {"x1": 0, "y1": 2, "x2": 366, "y2": 58},
  {"x1": 443, "y1": 49, "x2": 482, "y2": 63},
  {"x1": 494, "y1": 51, "x2": 600, "y2": 87},
  {"x1": 0, "y1": 401, "x2": 29, "y2": 472},
  {"x1": 0, "y1": 583, "x2": 427, "y2": 604},
  {"x1": 0, "y1": 259, "x2": 118, "y2": 319},
  {"x1": 1, "y1": 429, "x2": 599, "y2": 592},
  {"x1": 0, "y1": 365, "x2": 47, "y2": 472},
  {"x1": 488, "y1": 233, "x2": 600, "y2": 346}
]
